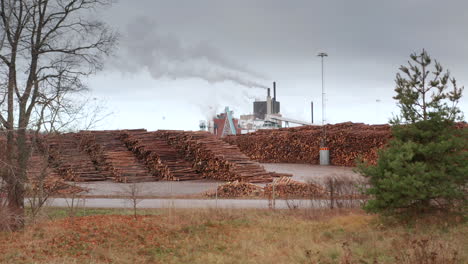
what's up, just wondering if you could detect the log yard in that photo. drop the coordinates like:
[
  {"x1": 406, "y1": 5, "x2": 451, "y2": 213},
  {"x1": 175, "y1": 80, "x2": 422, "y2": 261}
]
[
  {"x1": 3, "y1": 82, "x2": 466, "y2": 199},
  {"x1": 1, "y1": 1, "x2": 467, "y2": 263}
]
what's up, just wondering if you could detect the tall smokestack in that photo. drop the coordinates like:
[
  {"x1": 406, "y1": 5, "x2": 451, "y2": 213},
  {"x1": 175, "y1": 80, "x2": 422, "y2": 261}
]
[
  {"x1": 273, "y1": 82, "x2": 276, "y2": 101},
  {"x1": 267, "y1": 88, "x2": 270, "y2": 97},
  {"x1": 273, "y1": 82, "x2": 276, "y2": 114},
  {"x1": 311, "y1": 101, "x2": 314, "y2": 124},
  {"x1": 266, "y1": 88, "x2": 272, "y2": 115}
]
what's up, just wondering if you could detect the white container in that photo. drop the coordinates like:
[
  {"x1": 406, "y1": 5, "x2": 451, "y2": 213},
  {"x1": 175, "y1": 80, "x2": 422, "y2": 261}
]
[{"x1": 320, "y1": 147, "x2": 330, "y2": 165}]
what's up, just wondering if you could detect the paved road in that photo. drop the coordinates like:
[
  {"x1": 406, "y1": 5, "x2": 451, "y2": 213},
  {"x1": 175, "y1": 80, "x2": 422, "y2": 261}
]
[
  {"x1": 41, "y1": 164, "x2": 365, "y2": 209},
  {"x1": 262, "y1": 163, "x2": 362, "y2": 183},
  {"x1": 72, "y1": 164, "x2": 363, "y2": 198},
  {"x1": 46, "y1": 197, "x2": 360, "y2": 209},
  {"x1": 75, "y1": 180, "x2": 221, "y2": 198}
]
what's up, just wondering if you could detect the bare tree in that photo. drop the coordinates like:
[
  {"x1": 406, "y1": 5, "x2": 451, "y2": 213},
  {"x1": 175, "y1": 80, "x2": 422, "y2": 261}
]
[
  {"x1": 0, "y1": 0, "x2": 117, "y2": 229},
  {"x1": 26, "y1": 148, "x2": 51, "y2": 221},
  {"x1": 26, "y1": 141, "x2": 68, "y2": 222},
  {"x1": 64, "y1": 181, "x2": 84, "y2": 222},
  {"x1": 323, "y1": 174, "x2": 368, "y2": 209},
  {"x1": 122, "y1": 182, "x2": 144, "y2": 220}
]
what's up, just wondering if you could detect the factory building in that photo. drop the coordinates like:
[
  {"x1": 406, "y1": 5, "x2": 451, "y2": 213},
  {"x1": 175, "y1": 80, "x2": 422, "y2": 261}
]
[
  {"x1": 200, "y1": 107, "x2": 241, "y2": 138},
  {"x1": 240, "y1": 82, "x2": 283, "y2": 133},
  {"x1": 212, "y1": 111, "x2": 241, "y2": 138},
  {"x1": 253, "y1": 82, "x2": 280, "y2": 119},
  {"x1": 201, "y1": 82, "x2": 312, "y2": 136}
]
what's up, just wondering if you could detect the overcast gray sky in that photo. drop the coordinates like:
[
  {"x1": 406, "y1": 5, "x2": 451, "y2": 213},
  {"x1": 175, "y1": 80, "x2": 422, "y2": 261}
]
[{"x1": 87, "y1": 0, "x2": 468, "y2": 130}]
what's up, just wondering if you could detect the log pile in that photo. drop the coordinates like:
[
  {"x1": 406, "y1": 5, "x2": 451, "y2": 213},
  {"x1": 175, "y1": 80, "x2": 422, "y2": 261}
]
[
  {"x1": 224, "y1": 122, "x2": 392, "y2": 166},
  {"x1": 78, "y1": 132, "x2": 112, "y2": 179},
  {"x1": 46, "y1": 134, "x2": 105, "y2": 181},
  {"x1": 159, "y1": 130, "x2": 289, "y2": 183},
  {"x1": 206, "y1": 181, "x2": 264, "y2": 198},
  {"x1": 82, "y1": 131, "x2": 156, "y2": 183},
  {"x1": 27, "y1": 153, "x2": 84, "y2": 195},
  {"x1": 3, "y1": 128, "x2": 303, "y2": 185},
  {"x1": 264, "y1": 177, "x2": 327, "y2": 199},
  {"x1": 205, "y1": 178, "x2": 326, "y2": 198},
  {"x1": 120, "y1": 131, "x2": 202, "y2": 181},
  {"x1": 0, "y1": 135, "x2": 83, "y2": 194},
  {"x1": 41, "y1": 178, "x2": 84, "y2": 195},
  {"x1": 27, "y1": 151, "x2": 60, "y2": 180}
]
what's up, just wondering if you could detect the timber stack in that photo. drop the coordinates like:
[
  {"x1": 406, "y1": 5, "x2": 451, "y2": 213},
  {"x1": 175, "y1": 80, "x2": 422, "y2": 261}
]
[
  {"x1": 264, "y1": 177, "x2": 327, "y2": 199},
  {"x1": 205, "y1": 178, "x2": 326, "y2": 199},
  {"x1": 120, "y1": 131, "x2": 202, "y2": 181},
  {"x1": 224, "y1": 122, "x2": 392, "y2": 166},
  {"x1": 27, "y1": 149, "x2": 84, "y2": 195},
  {"x1": 83, "y1": 130, "x2": 156, "y2": 183},
  {"x1": 159, "y1": 130, "x2": 290, "y2": 183},
  {"x1": 207, "y1": 181, "x2": 264, "y2": 198},
  {"x1": 78, "y1": 132, "x2": 112, "y2": 179},
  {"x1": 46, "y1": 133, "x2": 105, "y2": 181},
  {"x1": 1, "y1": 129, "x2": 295, "y2": 184}
]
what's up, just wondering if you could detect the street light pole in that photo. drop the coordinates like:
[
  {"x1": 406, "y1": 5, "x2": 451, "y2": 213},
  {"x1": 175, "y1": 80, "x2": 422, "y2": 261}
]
[
  {"x1": 317, "y1": 52, "x2": 329, "y2": 165},
  {"x1": 318, "y1": 52, "x2": 328, "y2": 128}
]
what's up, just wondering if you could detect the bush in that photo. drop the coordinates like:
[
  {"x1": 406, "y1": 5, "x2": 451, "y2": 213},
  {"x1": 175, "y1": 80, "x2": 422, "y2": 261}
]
[
  {"x1": 358, "y1": 50, "x2": 467, "y2": 216},
  {"x1": 359, "y1": 120, "x2": 467, "y2": 214}
]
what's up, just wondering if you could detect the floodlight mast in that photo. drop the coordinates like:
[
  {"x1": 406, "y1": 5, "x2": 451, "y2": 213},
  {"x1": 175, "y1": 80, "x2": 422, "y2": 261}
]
[
  {"x1": 317, "y1": 52, "x2": 328, "y2": 145},
  {"x1": 317, "y1": 52, "x2": 329, "y2": 165}
]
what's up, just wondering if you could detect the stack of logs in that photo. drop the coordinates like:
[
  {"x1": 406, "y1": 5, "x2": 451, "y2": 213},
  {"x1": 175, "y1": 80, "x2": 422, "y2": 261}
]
[
  {"x1": 264, "y1": 177, "x2": 326, "y2": 199},
  {"x1": 0, "y1": 135, "x2": 84, "y2": 195},
  {"x1": 120, "y1": 131, "x2": 202, "y2": 181},
  {"x1": 79, "y1": 130, "x2": 156, "y2": 183},
  {"x1": 46, "y1": 133, "x2": 105, "y2": 181},
  {"x1": 2, "y1": 129, "x2": 295, "y2": 185},
  {"x1": 207, "y1": 181, "x2": 264, "y2": 198},
  {"x1": 159, "y1": 130, "x2": 291, "y2": 183},
  {"x1": 207, "y1": 177, "x2": 326, "y2": 198},
  {"x1": 224, "y1": 122, "x2": 392, "y2": 166},
  {"x1": 26, "y1": 150, "x2": 75, "y2": 195}
]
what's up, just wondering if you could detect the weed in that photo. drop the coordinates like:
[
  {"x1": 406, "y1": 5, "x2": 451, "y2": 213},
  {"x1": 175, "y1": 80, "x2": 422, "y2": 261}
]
[
  {"x1": 394, "y1": 237, "x2": 460, "y2": 264},
  {"x1": 0, "y1": 209, "x2": 465, "y2": 263}
]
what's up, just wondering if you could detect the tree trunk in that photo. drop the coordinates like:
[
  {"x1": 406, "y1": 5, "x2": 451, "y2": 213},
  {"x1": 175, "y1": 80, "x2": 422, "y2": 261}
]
[
  {"x1": 9, "y1": 118, "x2": 31, "y2": 229},
  {"x1": 5, "y1": 57, "x2": 24, "y2": 229},
  {"x1": 6, "y1": 176, "x2": 25, "y2": 229}
]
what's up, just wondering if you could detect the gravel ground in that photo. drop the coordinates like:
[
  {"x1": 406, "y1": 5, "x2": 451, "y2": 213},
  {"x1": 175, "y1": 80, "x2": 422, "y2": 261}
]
[
  {"x1": 74, "y1": 180, "x2": 222, "y2": 198},
  {"x1": 261, "y1": 163, "x2": 363, "y2": 184},
  {"x1": 48, "y1": 197, "x2": 353, "y2": 209},
  {"x1": 72, "y1": 164, "x2": 363, "y2": 197}
]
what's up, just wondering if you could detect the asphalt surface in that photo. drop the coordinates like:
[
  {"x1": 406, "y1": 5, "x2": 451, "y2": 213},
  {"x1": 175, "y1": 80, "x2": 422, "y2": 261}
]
[
  {"x1": 75, "y1": 180, "x2": 221, "y2": 198},
  {"x1": 47, "y1": 197, "x2": 361, "y2": 209},
  {"x1": 42, "y1": 164, "x2": 365, "y2": 209},
  {"x1": 262, "y1": 163, "x2": 361, "y2": 184},
  {"x1": 71, "y1": 164, "x2": 363, "y2": 199}
]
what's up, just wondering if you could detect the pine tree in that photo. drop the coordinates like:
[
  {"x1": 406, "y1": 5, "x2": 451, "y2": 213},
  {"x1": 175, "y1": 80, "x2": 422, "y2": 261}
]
[{"x1": 358, "y1": 50, "x2": 467, "y2": 215}]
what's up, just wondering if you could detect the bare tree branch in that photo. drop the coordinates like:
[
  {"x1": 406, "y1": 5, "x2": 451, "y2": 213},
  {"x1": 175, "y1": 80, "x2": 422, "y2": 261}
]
[{"x1": 0, "y1": 0, "x2": 117, "y2": 230}]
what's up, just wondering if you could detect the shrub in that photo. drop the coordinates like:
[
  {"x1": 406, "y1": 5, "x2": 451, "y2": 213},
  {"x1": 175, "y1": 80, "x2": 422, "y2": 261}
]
[{"x1": 358, "y1": 50, "x2": 467, "y2": 215}]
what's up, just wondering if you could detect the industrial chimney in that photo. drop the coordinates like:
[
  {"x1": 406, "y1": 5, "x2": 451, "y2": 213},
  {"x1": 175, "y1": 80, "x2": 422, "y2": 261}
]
[
  {"x1": 311, "y1": 101, "x2": 314, "y2": 124},
  {"x1": 266, "y1": 88, "x2": 272, "y2": 115},
  {"x1": 253, "y1": 83, "x2": 280, "y2": 119},
  {"x1": 273, "y1": 82, "x2": 276, "y2": 113}
]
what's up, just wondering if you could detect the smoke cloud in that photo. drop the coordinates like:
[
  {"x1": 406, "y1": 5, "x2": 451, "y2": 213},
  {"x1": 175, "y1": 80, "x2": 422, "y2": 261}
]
[{"x1": 111, "y1": 17, "x2": 269, "y2": 89}]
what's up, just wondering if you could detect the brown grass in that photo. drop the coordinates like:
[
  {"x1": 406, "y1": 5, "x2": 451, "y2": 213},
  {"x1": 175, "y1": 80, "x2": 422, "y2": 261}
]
[{"x1": 0, "y1": 208, "x2": 465, "y2": 264}]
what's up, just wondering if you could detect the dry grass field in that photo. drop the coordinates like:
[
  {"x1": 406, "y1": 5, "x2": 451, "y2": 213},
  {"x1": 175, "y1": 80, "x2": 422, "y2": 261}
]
[{"x1": 0, "y1": 208, "x2": 466, "y2": 264}]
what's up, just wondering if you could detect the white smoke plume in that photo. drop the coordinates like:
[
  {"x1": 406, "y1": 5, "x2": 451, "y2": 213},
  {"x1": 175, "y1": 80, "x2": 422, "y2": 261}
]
[{"x1": 111, "y1": 16, "x2": 269, "y2": 89}]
